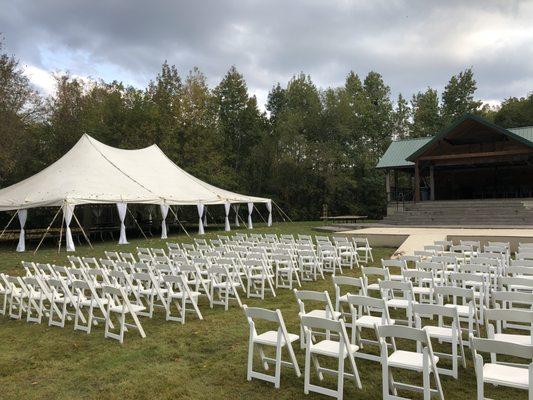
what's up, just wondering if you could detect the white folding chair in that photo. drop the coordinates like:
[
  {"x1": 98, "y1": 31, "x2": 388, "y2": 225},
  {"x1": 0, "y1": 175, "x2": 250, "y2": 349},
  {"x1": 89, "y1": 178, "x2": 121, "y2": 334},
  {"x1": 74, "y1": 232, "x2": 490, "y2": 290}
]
[
  {"x1": 272, "y1": 253, "x2": 301, "y2": 289},
  {"x1": 379, "y1": 280, "x2": 417, "y2": 327},
  {"x1": 294, "y1": 289, "x2": 341, "y2": 348},
  {"x1": 347, "y1": 294, "x2": 395, "y2": 362},
  {"x1": 435, "y1": 285, "x2": 480, "y2": 338},
  {"x1": 352, "y1": 237, "x2": 373, "y2": 263},
  {"x1": 300, "y1": 315, "x2": 361, "y2": 399},
  {"x1": 361, "y1": 266, "x2": 390, "y2": 294},
  {"x1": 414, "y1": 303, "x2": 466, "y2": 379},
  {"x1": 485, "y1": 308, "x2": 533, "y2": 365},
  {"x1": 381, "y1": 259, "x2": 406, "y2": 281},
  {"x1": 163, "y1": 274, "x2": 203, "y2": 323},
  {"x1": 242, "y1": 258, "x2": 276, "y2": 299},
  {"x1": 102, "y1": 285, "x2": 146, "y2": 343},
  {"x1": 208, "y1": 265, "x2": 243, "y2": 310},
  {"x1": 378, "y1": 325, "x2": 444, "y2": 400},
  {"x1": 243, "y1": 305, "x2": 301, "y2": 388},
  {"x1": 470, "y1": 334, "x2": 533, "y2": 400},
  {"x1": 332, "y1": 276, "x2": 366, "y2": 323}
]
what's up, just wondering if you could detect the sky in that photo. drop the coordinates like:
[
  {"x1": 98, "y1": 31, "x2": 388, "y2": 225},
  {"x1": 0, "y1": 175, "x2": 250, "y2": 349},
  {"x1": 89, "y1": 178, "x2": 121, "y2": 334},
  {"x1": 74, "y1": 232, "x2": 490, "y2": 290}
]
[{"x1": 2, "y1": 0, "x2": 533, "y2": 109}]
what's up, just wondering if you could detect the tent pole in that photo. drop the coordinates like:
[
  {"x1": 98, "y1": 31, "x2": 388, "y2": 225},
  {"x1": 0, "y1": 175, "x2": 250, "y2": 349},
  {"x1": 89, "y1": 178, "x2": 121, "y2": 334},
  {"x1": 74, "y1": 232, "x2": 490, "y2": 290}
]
[
  {"x1": 57, "y1": 209, "x2": 64, "y2": 254},
  {"x1": 0, "y1": 209, "x2": 19, "y2": 240},
  {"x1": 272, "y1": 200, "x2": 293, "y2": 223},
  {"x1": 253, "y1": 204, "x2": 268, "y2": 224},
  {"x1": 33, "y1": 207, "x2": 62, "y2": 254},
  {"x1": 127, "y1": 207, "x2": 148, "y2": 240},
  {"x1": 72, "y1": 211, "x2": 93, "y2": 249},
  {"x1": 169, "y1": 206, "x2": 190, "y2": 238}
]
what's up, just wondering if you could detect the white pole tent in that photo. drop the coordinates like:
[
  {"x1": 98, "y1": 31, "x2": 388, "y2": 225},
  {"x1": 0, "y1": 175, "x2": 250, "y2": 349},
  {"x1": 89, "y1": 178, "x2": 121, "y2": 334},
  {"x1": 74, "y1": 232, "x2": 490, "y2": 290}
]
[{"x1": 0, "y1": 134, "x2": 272, "y2": 251}]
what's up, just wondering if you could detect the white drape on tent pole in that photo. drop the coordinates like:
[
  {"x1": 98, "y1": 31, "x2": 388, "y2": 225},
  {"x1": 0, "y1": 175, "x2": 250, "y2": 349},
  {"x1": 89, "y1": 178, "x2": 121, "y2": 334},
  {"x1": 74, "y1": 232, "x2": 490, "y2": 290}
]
[
  {"x1": 197, "y1": 203, "x2": 205, "y2": 235},
  {"x1": 203, "y1": 206, "x2": 207, "y2": 227},
  {"x1": 117, "y1": 202, "x2": 129, "y2": 244},
  {"x1": 63, "y1": 204, "x2": 76, "y2": 252},
  {"x1": 247, "y1": 202, "x2": 253, "y2": 229},
  {"x1": 224, "y1": 202, "x2": 231, "y2": 231},
  {"x1": 234, "y1": 204, "x2": 240, "y2": 227},
  {"x1": 16, "y1": 209, "x2": 27, "y2": 252},
  {"x1": 266, "y1": 200, "x2": 272, "y2": 227},
  {"x1": 160, "y1": 204, "x2": 169, "y2": 239}
]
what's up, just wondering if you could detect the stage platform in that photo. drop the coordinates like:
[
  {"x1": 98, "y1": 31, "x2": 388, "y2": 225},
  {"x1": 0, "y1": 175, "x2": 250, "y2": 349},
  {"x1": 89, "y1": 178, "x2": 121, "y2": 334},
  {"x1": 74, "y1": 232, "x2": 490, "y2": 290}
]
[{"x1": 339, "y1": 226, "x2": 533, "y2": 258}]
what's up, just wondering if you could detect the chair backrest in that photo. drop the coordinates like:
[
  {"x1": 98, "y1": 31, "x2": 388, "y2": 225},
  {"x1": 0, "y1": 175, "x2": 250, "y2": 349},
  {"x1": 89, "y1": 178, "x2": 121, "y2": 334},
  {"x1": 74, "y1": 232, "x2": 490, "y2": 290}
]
[
  {"x1": 294, "y1": 289, "x2": 335, "y2": 316},
  {"x1": 460, "y1": 240, "x2": 480, "y2": 250},
  {"x1": 377, "y1": 324, "x2": 429, "y2": 345},
  {"x1": 381, "y1": 259, "x2": 406, "y2": 269},
  {"x1": 362, "y1": 267, "x2": 390, "y2": 284},
  {"x1": 470, "y1": 335, "x2": 533, "y2": 359}
]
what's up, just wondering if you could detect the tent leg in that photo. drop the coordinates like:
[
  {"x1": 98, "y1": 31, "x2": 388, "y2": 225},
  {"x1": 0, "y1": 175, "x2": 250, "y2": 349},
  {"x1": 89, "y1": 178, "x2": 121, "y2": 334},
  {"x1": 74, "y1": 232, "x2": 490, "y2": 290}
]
[
  {"x1": 72, "y1": 211, "x2": 93, "y2": 249},
  {"x1": 169, "y1": 206, "x2": 190, "y2": 238},
  {"x1": 127, "y1": 207, "x2": 148, "y2": 240},
  {"x1": 0, "y1": 210, "x2": 19, "y2": 240},
  {"x1": 33, "y1": 207, "x2": 63, "y2": 254}
]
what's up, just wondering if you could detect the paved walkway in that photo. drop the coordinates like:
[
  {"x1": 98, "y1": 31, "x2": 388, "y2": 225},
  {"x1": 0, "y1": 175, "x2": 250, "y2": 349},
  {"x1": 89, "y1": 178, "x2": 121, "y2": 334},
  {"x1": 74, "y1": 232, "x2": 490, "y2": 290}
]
[{"x1": 342, "y1": 227, "x2": 533, "y2": 258}]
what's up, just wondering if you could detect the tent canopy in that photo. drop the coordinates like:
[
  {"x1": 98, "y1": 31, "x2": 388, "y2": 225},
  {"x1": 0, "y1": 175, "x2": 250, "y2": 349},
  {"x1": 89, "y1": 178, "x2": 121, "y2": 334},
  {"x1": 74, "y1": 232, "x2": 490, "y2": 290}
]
[{"x1": 0, "y1": 134, "x2": 270, "y2": 211}]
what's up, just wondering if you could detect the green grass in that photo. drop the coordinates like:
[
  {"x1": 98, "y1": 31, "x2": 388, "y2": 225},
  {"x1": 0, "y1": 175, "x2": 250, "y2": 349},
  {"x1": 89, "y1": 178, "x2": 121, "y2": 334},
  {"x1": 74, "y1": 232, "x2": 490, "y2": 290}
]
[{"x1": 0, "y1": 222, "x2": 524, "y2": 399}]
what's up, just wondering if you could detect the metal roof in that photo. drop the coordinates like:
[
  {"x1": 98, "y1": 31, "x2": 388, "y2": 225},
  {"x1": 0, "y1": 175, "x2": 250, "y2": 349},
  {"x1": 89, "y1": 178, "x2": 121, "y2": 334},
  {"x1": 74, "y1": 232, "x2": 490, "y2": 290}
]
[
  {"x1": 509, "y1": 126, "x2": 533, "y2": 143},
  {"x1": 377, "y1": 114, "x2": 533, "y2": 169},
  {"x1": 376, "y1": 136, "x2": 433, "y2": 169}
]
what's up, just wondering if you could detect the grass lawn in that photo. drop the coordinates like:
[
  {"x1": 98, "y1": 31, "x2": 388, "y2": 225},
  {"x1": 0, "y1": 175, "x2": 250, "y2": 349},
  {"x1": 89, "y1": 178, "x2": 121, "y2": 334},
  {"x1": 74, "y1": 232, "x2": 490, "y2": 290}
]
[{"x1": 0, "y1": 221, "x2": 524, "y2": 399}]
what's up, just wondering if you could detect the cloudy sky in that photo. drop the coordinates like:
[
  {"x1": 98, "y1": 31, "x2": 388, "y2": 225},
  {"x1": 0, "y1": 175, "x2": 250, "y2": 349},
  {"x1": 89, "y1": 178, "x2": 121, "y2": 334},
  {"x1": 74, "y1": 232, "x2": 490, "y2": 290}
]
[{"x1": 2, "y1": 0, "x2": 533, "y2": 108}]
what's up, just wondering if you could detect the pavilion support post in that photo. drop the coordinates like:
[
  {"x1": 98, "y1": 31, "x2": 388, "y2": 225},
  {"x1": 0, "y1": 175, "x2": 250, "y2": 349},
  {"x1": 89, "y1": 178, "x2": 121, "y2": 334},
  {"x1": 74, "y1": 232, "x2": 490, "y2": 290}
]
[
  {"x1": 429, "y1": 165, "x2": 435, "y2": 201},
  {"x1": 385, "y1": 170, "x2": 391, "y2": 202},
  {"x1": 414, "y1": 160, "x2": 421, "y2": 202}
]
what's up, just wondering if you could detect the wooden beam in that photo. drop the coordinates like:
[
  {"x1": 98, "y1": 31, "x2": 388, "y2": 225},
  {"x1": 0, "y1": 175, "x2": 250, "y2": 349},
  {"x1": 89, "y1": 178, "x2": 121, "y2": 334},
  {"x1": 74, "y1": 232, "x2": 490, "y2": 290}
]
[
  {"x1": 414, "y1": 160, "x2": 420, "y2": 202},
  {"x1": 385, "y1": 170, "x2": 391, "y2": 202},
  {"x1": 418, "y1": 148, "x2": 533, "y2": 161},
  {"x1": 429, "y1": 165, "x2": 435, "y2": 201}
]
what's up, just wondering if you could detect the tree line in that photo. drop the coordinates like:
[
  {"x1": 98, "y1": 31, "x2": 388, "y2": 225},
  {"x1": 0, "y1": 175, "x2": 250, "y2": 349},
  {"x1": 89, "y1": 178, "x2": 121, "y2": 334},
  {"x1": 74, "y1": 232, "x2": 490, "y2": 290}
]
[{"x1": 1, "y1": 41, "x2": 533, "y2": 221}]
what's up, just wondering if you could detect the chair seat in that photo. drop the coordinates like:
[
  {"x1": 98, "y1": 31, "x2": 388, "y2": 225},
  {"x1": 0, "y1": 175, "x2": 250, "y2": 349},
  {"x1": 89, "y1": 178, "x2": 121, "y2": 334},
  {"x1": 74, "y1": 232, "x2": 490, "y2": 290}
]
[
  {"x1": 311, "y1": 339, "x2": 359, "y2": 358},
  {"x1": 424, "y1": 325, "x2": 454, "y2": 340},
  {"x1": 483, "y1": 363, "x2": 529, "y2": 389},
  {"x1": 169, "y1": 291, "x2": 201, "y2": 299},
  {"x1": 355, "y1": 315, "x2": 395, "y2": 329},
  {"x1": 79, "y1": 298, "x2": 109, "y2": 307},
  {"x1": 367, "y1": 283, "x2": 380, "y2": 291},
  {"x1": 254, "y1": 330, "x2": 299, "y2": 346},
  {"x1": 388, "y1": 350, "x2": 439, "y2": 371},
  {"x1": 387, "y1": 299, "x2": 412, "y2": 309},
  {"x1": 304, "y1": 309, "x2": 342, "y2": 319},
  {"x1": 213, "y1": 282, "x2": 241, "y2": 289},
  {"x1": 494, "y1": 333, "x2": 532, "y2": 345},
  {"x1": 109, "y1": 303, "x2": 146, "y2": 314}
]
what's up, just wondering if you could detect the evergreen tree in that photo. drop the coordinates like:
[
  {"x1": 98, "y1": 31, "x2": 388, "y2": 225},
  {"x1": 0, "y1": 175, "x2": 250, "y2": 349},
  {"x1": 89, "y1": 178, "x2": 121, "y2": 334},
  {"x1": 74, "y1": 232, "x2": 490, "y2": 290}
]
[{"x1": 392, "y1": 94, "x2": 411, "y2": 139}]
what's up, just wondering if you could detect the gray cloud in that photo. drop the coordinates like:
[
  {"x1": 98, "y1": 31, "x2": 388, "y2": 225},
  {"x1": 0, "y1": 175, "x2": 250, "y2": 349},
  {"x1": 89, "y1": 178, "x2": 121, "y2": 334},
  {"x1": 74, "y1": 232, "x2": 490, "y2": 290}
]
[{"x1": 2, "y1": 0, "x2": 532, "y2": 107}]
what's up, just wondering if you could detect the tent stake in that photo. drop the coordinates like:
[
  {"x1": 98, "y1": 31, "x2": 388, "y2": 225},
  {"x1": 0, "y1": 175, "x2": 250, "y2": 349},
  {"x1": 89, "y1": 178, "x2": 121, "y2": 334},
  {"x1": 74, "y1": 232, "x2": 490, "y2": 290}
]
[
  {"x1": 169, "y1": 206, "x2": 190, "y2": 237},
  {"x1": 34, "y1": 207, "x2": 62, "y2": 254},
  {"x1": 73, "y1": 211, "x2": 93, "y2": 249},
  {"x1": 127, "y1": 207, "x2": 148, "y2": 240},
  {"x1": 0, "y1": 209, "x2": 19, "y2": 240}
]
